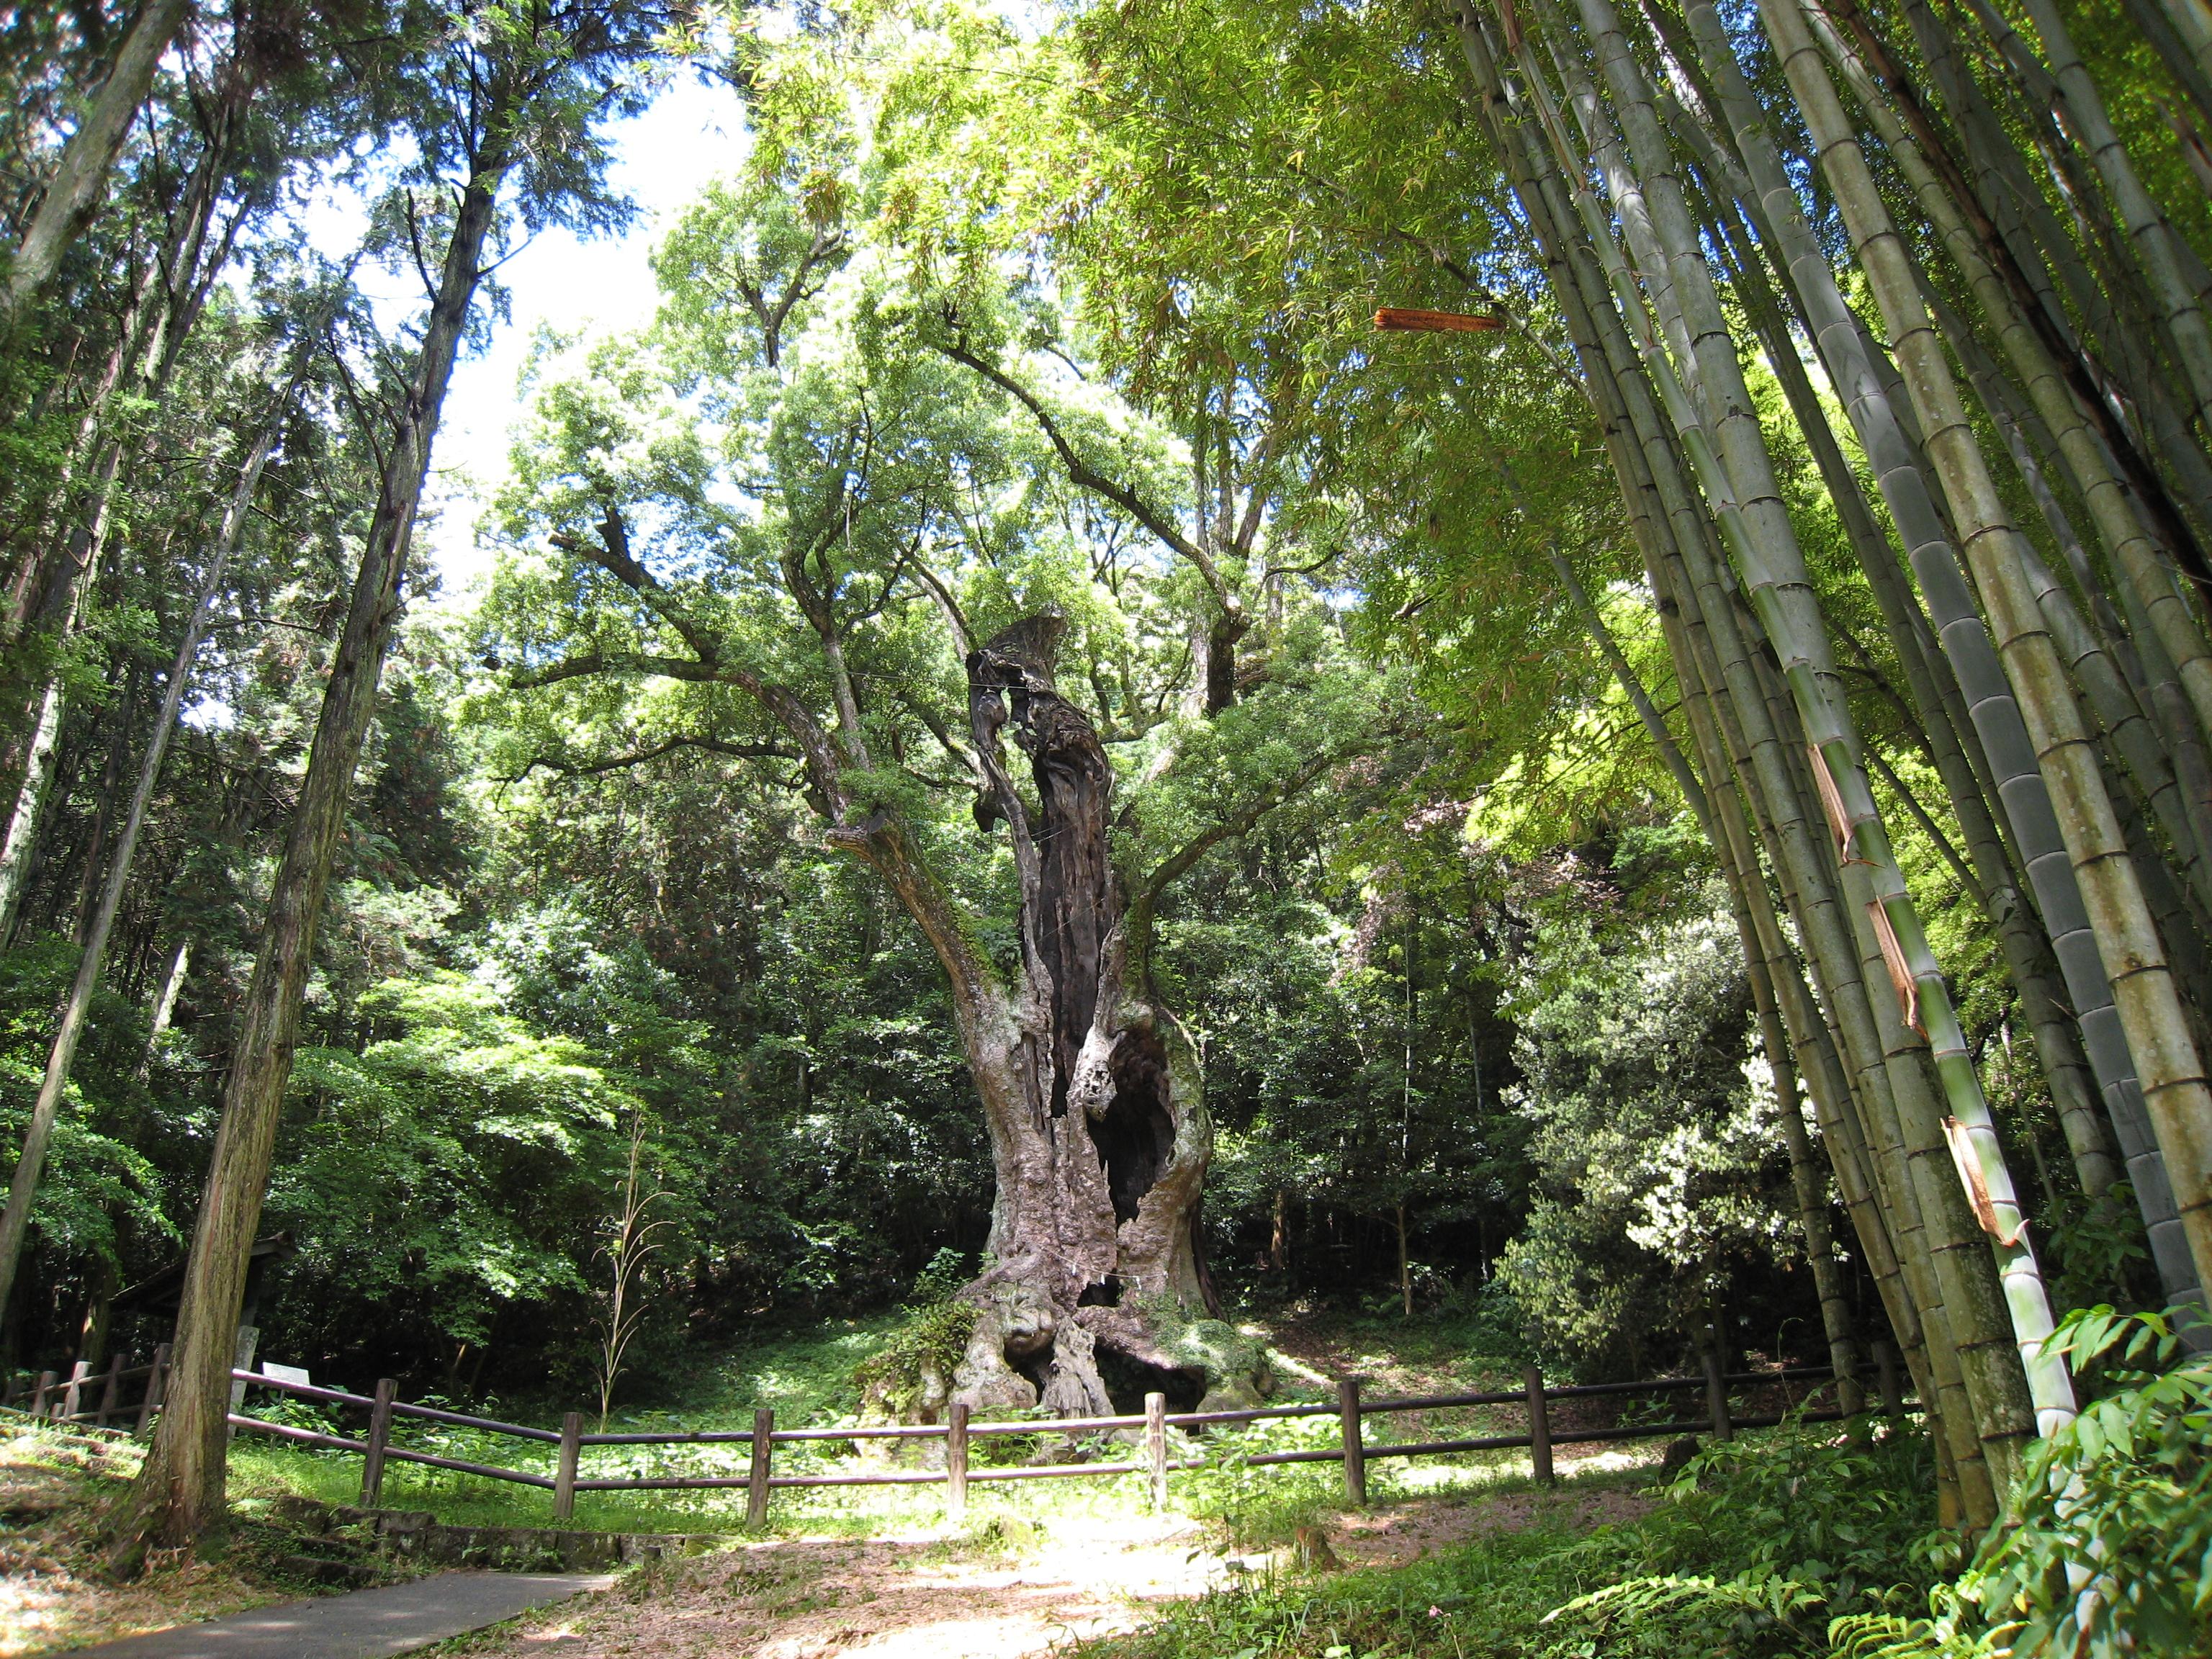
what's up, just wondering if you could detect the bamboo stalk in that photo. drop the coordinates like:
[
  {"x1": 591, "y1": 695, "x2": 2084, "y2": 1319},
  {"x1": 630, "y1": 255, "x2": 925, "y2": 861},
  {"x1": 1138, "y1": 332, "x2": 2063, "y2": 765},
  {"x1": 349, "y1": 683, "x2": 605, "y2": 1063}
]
[
  {"x1": 1548, "y1": 526, "x2": 1867, "y2": 1403},
  {"x1": 1770, "y1": 0, "x2": 2212, "y2": 1319},
  {"x1": 1929, "y1": 285, "x2": 2212, "y2": 914},
  {"x1": 1707, "y1": 183, "x2": 2121, "y2": 1209},
  {"x1": 1450, "y1": 6, "x2": 1980, "y2": 1509},
  {"x1": 1674, "y1": 0, "x2": 2202, "y2": 1327},
  {"x1": 2156, "y1": 0, "x2": 2212, "y2": 113},
  {"x1": 1665, "y1": 534, "x2": 1993, "y2": 1509},
  {"x1": 1537, "y1": 0, "x2": 2069, "y2": 1456},
  {"x1": 1809, "y1": 0, "x2": 2212, "y2": 788},
  {"x1": 1886, "y1": 0, "x2": 2212, "y2": 577},
  {"x1": 2012, "y1": 0, "x2": 2212, "y2": 439}
]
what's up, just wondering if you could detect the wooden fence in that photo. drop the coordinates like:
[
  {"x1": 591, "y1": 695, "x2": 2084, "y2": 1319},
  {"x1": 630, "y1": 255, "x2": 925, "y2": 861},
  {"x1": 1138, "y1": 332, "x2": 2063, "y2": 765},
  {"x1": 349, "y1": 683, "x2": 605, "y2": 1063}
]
[
  {"x1": 4, "y1": 1346, "x2": 171, "y2": 1435},
  {"x1": 4, "y1": 1341, "x2": 1907, "y2": 1527}
]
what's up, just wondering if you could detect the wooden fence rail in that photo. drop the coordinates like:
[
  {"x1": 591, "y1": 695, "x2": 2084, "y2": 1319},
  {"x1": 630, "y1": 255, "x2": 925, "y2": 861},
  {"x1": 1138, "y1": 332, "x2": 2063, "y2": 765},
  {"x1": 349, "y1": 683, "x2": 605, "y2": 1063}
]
[{"x1": 3, "y1": 1345, "x2": 1899, "y2": 1527}]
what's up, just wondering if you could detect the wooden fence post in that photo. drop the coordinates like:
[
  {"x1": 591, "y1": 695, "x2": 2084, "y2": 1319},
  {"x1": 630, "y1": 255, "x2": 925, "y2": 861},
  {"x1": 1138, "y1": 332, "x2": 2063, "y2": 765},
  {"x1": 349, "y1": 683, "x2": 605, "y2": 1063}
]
[
  {"x1": 1143, "y1": 1393, "x2": 1168, "y2": 1512},
  {"x1": 1702, "y1": 1347, "x2": 1733, "y2": 1442},
  {"x1": 360, "y1": 1379, "x2": 397, "y2": 1508},
  {"x1": 1336, "y1": 1376, "x2": 1366, "y2": 1505},
  {"x1": 59, "y1": 1360, "x2": 89, "y2": 1423},
  {"x1": 30, "y1": 1371, "x2": 54, "y2": 1419},
  {"x1": 945, "y1": 1402, "x2": 969, "y2": 1524},
  {"x1": 135, "y1": 1344, "x2": 168, "y2": 1437},
  {"x1": 746, "y1": 1407, "x2": 773, "y2": 1529},
  {"x1": 226, "y1": 1325, "x2": 258, "y2": 1442},
  {"x1": 553, "y1": 1411, "x2": 582, "y2": 1523},
  {"x1": 94, "y1": 1354, "x2": 122, "y2": 1427},
  {"x1": 1874, "y1": 1339, "x2": 1904, "y2": 1416},
  {"x1": 1523, "y1": 1364, "x2": 1553, "y2": 1485}
]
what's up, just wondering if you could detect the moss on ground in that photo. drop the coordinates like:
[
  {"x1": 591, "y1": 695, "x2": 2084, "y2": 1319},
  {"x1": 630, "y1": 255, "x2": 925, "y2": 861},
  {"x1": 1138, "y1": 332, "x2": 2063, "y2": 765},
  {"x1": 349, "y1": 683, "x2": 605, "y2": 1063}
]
[{"x1": 0, "y1": 1421, "x2": 403, "y2": 1654}]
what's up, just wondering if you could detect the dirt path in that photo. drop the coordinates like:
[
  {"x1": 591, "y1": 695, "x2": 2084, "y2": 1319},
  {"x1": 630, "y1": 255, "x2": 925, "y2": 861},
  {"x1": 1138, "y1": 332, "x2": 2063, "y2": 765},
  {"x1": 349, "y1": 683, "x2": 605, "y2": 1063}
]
[
  {"x1": 454, "y1": 1483, "x2": 1655, "y2": 1659},
  {"x1": 67, "y1": 1572, "x2": 613, "y2": 1658},
  {"x1": 457, "y1": 1514, "x2": 1223, "y2": 1659},
  {"x1": 0, "y1": 1428, "x2": 290, "y2": 1657}
]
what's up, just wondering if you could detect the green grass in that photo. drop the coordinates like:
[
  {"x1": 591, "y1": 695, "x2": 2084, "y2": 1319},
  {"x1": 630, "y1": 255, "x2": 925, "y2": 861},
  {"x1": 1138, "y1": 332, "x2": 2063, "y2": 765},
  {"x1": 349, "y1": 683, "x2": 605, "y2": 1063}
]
[
  {"x1": 228, "y1": 1426, "x2": 1349, "y2": 1541},
  {"x1": 222, "y1": 1307, "x2": 1621, "y2": 1542},
  {"x1": 215, "y1": 1308, "x2": 1958, "y2": 1659},
  {"x1": 1082, "y1": 1421, "x2": 1946, "y2": 1659},
  {"x1": 229, "y1": 1310, "x2": 933, "y2": 1534}
]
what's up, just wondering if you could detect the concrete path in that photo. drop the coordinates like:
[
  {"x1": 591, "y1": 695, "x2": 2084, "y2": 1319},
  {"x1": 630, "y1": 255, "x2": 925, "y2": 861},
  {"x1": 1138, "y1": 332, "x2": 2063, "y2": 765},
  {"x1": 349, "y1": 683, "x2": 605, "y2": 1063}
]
[{"x1": 69, "y1": 1571, "x2": 617, "y2": 1658}]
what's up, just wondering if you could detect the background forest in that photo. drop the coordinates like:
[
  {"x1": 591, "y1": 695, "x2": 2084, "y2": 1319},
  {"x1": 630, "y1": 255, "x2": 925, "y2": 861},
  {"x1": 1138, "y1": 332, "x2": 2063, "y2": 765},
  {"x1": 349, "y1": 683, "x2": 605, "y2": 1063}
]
[
  {"x1": 1, "y1": 0, "x2": 2209, "y2": 1650},
  {"x1": 0, "y1": 1, "x2": 1855, "y2": 1405}
]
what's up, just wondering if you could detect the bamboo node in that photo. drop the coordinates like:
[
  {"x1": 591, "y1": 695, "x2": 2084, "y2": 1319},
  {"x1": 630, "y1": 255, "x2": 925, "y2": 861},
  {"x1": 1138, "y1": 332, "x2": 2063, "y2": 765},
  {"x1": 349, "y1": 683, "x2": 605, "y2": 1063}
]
[{"x1": 1941, "y1": 1116, "x2": 2027, "y2": 1247}]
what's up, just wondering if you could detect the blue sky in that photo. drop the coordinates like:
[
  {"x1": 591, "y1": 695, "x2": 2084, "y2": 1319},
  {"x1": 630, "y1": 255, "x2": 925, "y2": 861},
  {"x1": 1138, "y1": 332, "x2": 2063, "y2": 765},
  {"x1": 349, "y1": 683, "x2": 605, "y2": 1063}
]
[{"x1": 410, "y1": 71, "x2": 752, "y2": 597}]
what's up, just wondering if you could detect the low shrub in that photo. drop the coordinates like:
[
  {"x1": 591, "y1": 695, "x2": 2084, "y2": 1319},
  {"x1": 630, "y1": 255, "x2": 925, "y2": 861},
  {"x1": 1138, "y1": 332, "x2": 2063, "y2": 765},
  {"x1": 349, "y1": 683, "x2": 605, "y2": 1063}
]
[{"x1": 1834, "y1": 1306, "x2": 2212, "y2": 1659}]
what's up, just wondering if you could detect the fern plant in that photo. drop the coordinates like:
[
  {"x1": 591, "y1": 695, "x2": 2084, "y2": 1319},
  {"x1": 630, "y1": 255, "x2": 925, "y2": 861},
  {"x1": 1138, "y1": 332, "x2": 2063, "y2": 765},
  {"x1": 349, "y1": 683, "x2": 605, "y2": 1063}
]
[
  {"x1": 1824, "y1": 1597, "x2": 2004, "y2": 1659},
  {"x1": 1537, "y1": 1414, "x2": 1943, "y2": 1655},
  {"x1": 1948, "y1": 1306, "x2": 2212, "y2": 1658}
]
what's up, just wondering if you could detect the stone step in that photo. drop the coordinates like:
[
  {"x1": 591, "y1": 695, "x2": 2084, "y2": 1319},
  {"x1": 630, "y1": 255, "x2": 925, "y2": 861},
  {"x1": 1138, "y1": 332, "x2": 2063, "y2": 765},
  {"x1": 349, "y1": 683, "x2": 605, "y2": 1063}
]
[{"x1": 266, "y1": 1496, "x2": 722, "y2": 1572}]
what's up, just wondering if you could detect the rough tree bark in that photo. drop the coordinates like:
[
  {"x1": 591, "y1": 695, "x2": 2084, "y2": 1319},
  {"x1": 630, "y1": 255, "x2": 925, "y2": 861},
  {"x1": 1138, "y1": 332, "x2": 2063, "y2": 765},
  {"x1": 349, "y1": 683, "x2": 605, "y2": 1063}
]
[
  {"x1": 1, "y1": 0, "x2": 194, "y2": 325},
  {"x1": 0, "y1": 418, "x2": 278, "y2": 1329},
  {"x1": 120, "y1": 109, "x2": 511, "y2": 1554},
  {"x1": 842, "y1": 616, "x2": 1258, "y2": 1418}
]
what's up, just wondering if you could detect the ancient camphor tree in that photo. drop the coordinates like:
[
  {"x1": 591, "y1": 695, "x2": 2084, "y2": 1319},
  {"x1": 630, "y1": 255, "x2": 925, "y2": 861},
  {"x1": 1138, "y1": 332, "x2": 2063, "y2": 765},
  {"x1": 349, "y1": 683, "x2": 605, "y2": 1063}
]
[
  {"x1": 487, "y1": 180, "x2": 1375, "y2": 1416},
  {"x1": 846, "y1": 609, "x2": 1319, "y2": 1414}
]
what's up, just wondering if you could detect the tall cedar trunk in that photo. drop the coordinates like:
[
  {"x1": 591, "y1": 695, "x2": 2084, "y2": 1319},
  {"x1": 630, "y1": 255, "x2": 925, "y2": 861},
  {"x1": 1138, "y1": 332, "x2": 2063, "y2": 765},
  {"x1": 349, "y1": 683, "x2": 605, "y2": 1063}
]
[
  {"x1": 0, "y1": 103, "x2": 240, "y2": 904},
  {"x1": 138, "y1": 937, "x2": 189, "y2": 1079},
  {"x1": 120, "y1": 143, "x2": 506, "y2": 1551},
  {"x1": 1, "y1": 0, "x2": 194, "y2": 323},
  {"x1": 0, "y1": 683, "x2": 62, "y2": 943},
  {"x1": 0, "y1": 423, "x2": 276, "y2": 1329}
]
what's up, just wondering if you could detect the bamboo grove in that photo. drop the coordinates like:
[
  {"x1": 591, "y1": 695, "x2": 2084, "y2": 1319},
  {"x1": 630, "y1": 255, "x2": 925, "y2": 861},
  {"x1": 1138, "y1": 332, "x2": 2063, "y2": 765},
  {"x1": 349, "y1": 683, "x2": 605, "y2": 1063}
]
[{"x1": 1419, "y1": 0, "x2": 2212, "y2": 1529}]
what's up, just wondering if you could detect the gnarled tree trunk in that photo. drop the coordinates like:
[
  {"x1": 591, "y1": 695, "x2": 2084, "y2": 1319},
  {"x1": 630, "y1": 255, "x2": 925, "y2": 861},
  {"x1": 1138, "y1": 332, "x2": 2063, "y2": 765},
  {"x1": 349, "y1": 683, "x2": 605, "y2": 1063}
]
[{"x1": 842, "y1": 616, "x2": 1253, "y2": 1419}]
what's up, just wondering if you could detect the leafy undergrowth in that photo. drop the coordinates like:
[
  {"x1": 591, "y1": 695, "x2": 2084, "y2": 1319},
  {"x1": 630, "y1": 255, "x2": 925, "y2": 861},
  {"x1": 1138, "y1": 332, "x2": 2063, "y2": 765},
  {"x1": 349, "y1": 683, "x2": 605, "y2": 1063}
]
[
  {"x1": 1077, "y1": 1419, "x2": 1943, "y2": 1659},
  {"x1": 0, "y1": 1421, "x2": 392, "y2": 1655},
  {"x1": 1085, "y1": 1313, "x2": 2212, "y2": 1659},
  {"x1": 1835, "y1": 1308, "x2": 2212, "y2": 1659}
]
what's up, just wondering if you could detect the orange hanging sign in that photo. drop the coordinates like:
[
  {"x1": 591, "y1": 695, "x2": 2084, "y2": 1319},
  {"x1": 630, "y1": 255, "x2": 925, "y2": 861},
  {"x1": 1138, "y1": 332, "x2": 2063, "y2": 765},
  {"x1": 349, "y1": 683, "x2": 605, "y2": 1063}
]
[{"x1": 1374, "y1": 307, "x2": 1506, "y2": 333}]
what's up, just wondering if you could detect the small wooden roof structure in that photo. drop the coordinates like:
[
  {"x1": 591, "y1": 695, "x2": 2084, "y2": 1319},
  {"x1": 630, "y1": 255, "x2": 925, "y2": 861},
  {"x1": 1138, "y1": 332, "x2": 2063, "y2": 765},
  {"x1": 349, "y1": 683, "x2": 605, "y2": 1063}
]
[{"x1": 110, "y1": 1234, "x2": 295, "y2": 1324}]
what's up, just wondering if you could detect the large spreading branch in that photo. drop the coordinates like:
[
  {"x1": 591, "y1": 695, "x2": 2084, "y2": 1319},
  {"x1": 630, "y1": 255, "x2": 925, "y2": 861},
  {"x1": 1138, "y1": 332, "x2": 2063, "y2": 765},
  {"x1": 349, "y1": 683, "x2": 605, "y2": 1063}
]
[
  {"x1": 496, "y1": 734, "x2": 799, "y2": 785},
  {"x1": 514, "y1": 631, "x2": 844, "y2": 817},
  {"x1": 552, "y1": 507, "x2": 724, "y2": 667},
  {"x1": 935, "y1": 336, "x2": 1240, "y2": 622}
]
